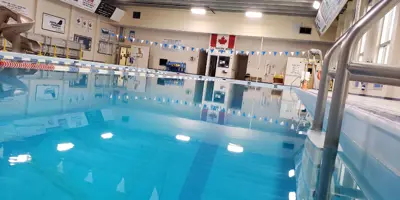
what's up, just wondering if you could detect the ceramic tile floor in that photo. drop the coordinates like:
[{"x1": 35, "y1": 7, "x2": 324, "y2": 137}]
[{"x1": 309, "y1": 90, "x2": 400, "y2": 122}]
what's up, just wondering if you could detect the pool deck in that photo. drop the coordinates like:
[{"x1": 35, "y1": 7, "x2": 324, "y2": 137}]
[
  {"x1": 296, "y1": 89, "x2": 400, "y2": 200},
  {"x1": 309, "y1": 89, "x2": 400, "y2": 122}
]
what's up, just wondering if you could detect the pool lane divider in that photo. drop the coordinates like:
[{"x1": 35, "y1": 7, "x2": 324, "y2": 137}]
[
  {"x1": 0, "y1": 52, "x2": 240, "y2": 82},
  {"x1": 121, "y1": 95, "x2": 299, "y2": 130}
]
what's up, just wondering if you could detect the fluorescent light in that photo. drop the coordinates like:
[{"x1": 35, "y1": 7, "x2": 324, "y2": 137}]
[
  {"x1": 101, "y1": 132, "x2": 114, "y2": 139},
  {"x1": 191, "y1": 8, "x2": 206, "y2": 15},
  {"x1": 9, "y1": 154, "x2": 32, "y2": 165},
  {"x1": 57, "y1": 143, "x2": 74, "y2": 152},
  {"x1": 227, "y1": 143, "x2": 244, "y2": 153},
  {"x1": 288, "y1": 169, "x2": 295, "y2": 177},
  {"x1": 313, "y1": 1, "x2": 321, "y2": 9},
  {"x1": 245, "y1": 11, "x2": 262, "y2": 18},
  {"x1": 289, "y1": 192, "x2": 296, "y2": 200},
  {"x1": 176, "y1": 134, "x2": 190, "y2": 142}
]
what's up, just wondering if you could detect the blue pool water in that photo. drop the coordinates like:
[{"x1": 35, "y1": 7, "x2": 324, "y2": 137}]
[{"x1": 0, "y1": 70, "x2": 310, "y2": 199}]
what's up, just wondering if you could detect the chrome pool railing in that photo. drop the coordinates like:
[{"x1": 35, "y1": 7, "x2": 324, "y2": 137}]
[{"x1": 311, "y1": 0, "x2": 400, "y2": 199}]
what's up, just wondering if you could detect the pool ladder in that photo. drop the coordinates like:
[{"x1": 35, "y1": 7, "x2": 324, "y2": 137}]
[{"x1": 310, "y1": 0, "x2": 400, "y2": 199}]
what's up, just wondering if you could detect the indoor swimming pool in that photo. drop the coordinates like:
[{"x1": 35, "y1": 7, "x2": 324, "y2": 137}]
[{"x1": 0, "y1": 69, "x2": 311, "y2": 200}]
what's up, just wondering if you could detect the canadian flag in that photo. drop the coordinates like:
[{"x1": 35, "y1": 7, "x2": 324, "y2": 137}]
[{"x1": 210, "y1": 34, "x2": 236, "y2": 49}]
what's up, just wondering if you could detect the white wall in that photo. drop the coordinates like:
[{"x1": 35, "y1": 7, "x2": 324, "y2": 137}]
[
  {"x1": 119, "y1": 6, "x2": 337, "y2": 42},
  {"x1": 7, "y1": 0, "x2": 118, "y2": 62},
  {"x1": 121, "y1": 27, "x2": 210, "y2": 74},
  {"x1": 118, "y1": 28, "x2": 332, "y2": 80},
  {"x1": 236, "y1": 36, "x2": 331, "y2": 83},
  {"x1": 34, "y1": 0, "x2": 71, "y2": 40},
  {"x1": 9, "y1": 0, "x2": 333, "y2": 81}
]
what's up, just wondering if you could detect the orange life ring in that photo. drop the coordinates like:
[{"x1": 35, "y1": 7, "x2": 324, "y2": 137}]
[{"x1": 317, "y1": 70, "x2": 321, "y2": 80}]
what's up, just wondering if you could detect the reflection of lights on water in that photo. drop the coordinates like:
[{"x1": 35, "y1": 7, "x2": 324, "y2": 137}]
[
  {"x1": 227, "y1": 143, "x2": 244, "y2": 153},
  {"x1": 176, "y1": 134, "x2": 190, "y2": 142},
  {"x1": 101, "y1": 132, "x2": 114, "y2": 139},
  {"x1": 289, "y1": 192, "x2": 296, "y2": 200},
  {"x1": 288, "y1": 169, "x2": 295, "y2": 177},
  {"x1": 57, "y1": 143, "x2": 74, "y2": 152},
  {"x1": 9, "y1": 154, "x2": 32, "y2": 165}
]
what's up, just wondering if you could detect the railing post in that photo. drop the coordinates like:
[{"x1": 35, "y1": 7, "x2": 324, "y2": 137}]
[
  {"x1": 315, "y1": 0, "x2": 400, "y2": 199},
  {"x1": 312, "y1": 32, "x2": 348, "y2": 131}
]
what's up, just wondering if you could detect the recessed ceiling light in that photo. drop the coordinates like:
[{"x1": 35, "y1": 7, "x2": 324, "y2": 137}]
[
  {"x1": 245, "y1": 11, "x2": 262, "y2": 18},
  {"x1": 176, "y1": 134, "x2": 191, "y2": 142},
  {"x1": 289, "y1": 192, "x2": 296, "y2": 200},
  {"x1": 8, "y1": 154, "x2": 32, "y2": 165},
  {"x1": 191, "y1": 8, "x2": 206, "y2": 15},
  {"x1": 57, "y1": 143, "x2": 74, "y2": 152},
  {"x1": 288, "y1": 169, "x2": 295, "y2": 177},
  {"x1": 313, "y1": 1, "x2": 321, "y2": 9},
  {"x1": 101, "y1": 132, "x2": 114, "y2": 139},
  {"x1": 227, "y1": 143, "x2": 244, "y2": 153}
]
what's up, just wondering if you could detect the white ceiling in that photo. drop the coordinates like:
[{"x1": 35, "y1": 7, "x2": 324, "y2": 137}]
[{"x1": 105, "y1": 0, "x2": 319, "y2": 17}]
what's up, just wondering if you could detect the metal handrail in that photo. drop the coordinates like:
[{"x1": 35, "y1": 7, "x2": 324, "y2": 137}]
[{"x1": 312, "y1": 0, "x2": 400, "y2": 199}]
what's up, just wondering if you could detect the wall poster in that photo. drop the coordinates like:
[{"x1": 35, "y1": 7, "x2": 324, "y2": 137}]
[
  {"x1": 98, "y1": 41, "x2": 113, "y2": 55},
  {"x1": 76, "y1": 16, "x2": 82, "y2": 27},
  {"x1": 74, "y1": 34, "x2": 92, "y2": 51},
  {"x1": 42, "y1": 13, "x2": 66, "y2": 34},
  {"x1": 35, "y1": 85, "x2": 60, "y2": 101}
]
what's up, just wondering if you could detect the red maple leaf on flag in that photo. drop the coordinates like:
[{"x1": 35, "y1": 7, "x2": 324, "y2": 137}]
[{"x1": 218, "y1": 36, "x2": 227, "y2": 45}]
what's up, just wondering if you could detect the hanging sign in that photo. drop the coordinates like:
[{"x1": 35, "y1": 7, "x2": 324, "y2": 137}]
[
  {"x1": 60, "y1": 0, "x2": 125, "y2": 22},
  {"x1": 0, "y1": 0, "x2": 28, "y2": 16},
  {"x1": 60, "y1": 0, "x2": 101, "y2": 12},
  {"x1": 315, "y1": 0, "x2": 348, "y2": 35}
]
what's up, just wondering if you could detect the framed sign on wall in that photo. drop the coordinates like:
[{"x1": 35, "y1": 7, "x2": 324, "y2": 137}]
[
  {"x1": 42, "y1": 13, "x2": 66, "y2": 34},
  {"x1": 74, "y1": 34, "x2": 92, "y2": 51},
  {"x1": 35, "y1": 84, "x2": 60, "y2": 101}
]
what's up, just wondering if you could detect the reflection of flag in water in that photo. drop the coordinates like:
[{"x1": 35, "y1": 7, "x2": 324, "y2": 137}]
[{"x1": 210, "y1": 34, "x2": 236, "y2": 49}]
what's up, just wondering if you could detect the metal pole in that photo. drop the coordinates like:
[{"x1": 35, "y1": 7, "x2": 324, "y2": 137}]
[
  {"x1": 311, "y1": 32, "x2": 348, "y2": 131},
  {"x1": 316, "y1": 0, "x2": 400, "y2": 199}
]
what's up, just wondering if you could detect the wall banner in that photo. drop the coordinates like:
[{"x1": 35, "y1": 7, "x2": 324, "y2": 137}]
[{"x1": 42, "y1": 13, "x2": 66, "y2": 34}]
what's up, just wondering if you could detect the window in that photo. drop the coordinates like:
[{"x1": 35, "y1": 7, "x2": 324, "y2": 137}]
[
  {"x1": 377, "y1": 8, "x2": 396, "y2": 65},
  {"x1": 375, "y1": 8, "x2": 396, "y2": 88},
  {"x1": 358, "y1": 33, "x2": 367, "y2": 62}
]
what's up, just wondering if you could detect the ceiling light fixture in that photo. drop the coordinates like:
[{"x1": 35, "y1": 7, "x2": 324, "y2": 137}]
[
  {"x1": 191, "y1": 8, "x2": 206, "y2": 15},
  {"x1": 57, "y1": 143, "x2": 74, "y2": 152},
  {"x1": 289, "y1": 192, "x2": 296, "y2": 200},
  {"x1": 176, "y1": 134, "x2": 191, "y2": 142},
  {"x1": 9, "y1": 154, "x2": 32, "y2": 165},
  {"x1": 245, "y1": 11, "x2": 262, "y2": 18},
  {"x1": 101, "y1": 132, "x2": 114, "y2": 139},
  {"x1": 288, "y1": 169, "x2": 295, "y2": 177},
  {"x1": 227, "y1": 143, "x2": 244, "y2": 153},
  {"x1": 313, "y1": 1, "x2": 321, "y2": 9}
]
